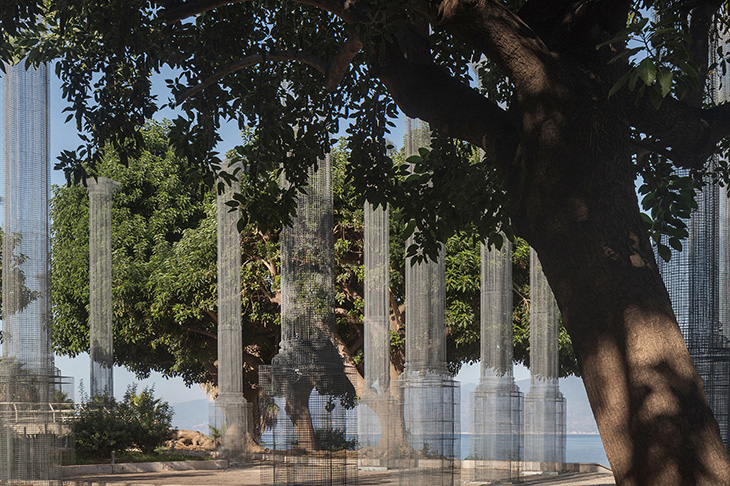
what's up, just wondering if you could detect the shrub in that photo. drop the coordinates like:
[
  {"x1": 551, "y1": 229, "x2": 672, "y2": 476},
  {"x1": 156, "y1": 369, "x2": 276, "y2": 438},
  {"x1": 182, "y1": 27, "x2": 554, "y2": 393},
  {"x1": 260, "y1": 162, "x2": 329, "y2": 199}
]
[
  {"x1": 123, "y1": 384, "x2": 174, "y2": 454},
  {"x1": 314, "y1": 427, "x2": 358, "y2": 452},
  {"x1": 72, "y1": 384, "x2": 174, "y2": 460},
  {"x1": 73, "y1": 396, "x2": 135, "y2": 460}
]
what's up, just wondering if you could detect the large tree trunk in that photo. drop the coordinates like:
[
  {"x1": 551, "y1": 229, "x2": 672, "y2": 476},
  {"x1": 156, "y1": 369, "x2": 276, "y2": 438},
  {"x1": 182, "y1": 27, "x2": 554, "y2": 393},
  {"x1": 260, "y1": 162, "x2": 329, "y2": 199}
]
[
  {"x1": 284, "y1": 379, "x2": 317, "y2": 451},
  {"x1": 510, "y1": 92, "x2": 730, "y2": 485}
]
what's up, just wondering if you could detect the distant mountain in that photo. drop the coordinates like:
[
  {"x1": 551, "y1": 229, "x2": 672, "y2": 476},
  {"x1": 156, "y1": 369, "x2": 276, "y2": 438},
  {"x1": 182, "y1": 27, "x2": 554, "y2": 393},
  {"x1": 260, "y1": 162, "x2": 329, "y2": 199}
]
[
  {"x1": 170, "y1": 399, "x2": 211, "y2": 433},
  {"x1": 460, "y1": 375, "x2": 598, "y2": 435}
]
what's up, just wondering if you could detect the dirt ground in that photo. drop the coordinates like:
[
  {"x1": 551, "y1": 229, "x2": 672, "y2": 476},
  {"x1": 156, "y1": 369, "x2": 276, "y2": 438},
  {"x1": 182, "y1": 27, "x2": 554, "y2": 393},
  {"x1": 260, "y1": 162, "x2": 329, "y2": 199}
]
[{"x1": 64, "y1": 464, "x2": 616, "y2": 486}]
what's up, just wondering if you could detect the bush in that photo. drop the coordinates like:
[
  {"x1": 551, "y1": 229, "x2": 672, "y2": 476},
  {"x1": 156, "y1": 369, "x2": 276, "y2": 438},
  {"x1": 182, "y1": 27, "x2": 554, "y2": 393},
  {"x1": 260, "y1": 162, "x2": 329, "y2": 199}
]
[
  {"x1": 123, "y1": 384, "x2": 173, "y2": 454},
  {"x1": 73, "y1": 396, "x2": 135, "y2": 460},
  {"x1": 314, "y1": 427, "x2": 358, "y2": 452},
  {"x1": 72, "y1": 384, "x2": 174, "y2": 460}
]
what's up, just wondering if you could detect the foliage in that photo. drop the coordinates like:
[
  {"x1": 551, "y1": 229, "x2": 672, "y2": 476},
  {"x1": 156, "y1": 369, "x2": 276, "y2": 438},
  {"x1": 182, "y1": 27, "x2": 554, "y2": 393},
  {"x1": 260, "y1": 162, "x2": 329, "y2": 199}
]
[
  {"x1": 2, "y1": 0, "x2": 728, "y2": 266},
  {"x1": 51, "y1": 120, "x2": 263, "y2": 387},
  {"x1": 123, "y1": 384, "x2": 174, "y2": 454},
  {"x1": 313, "y1": 427, "x2": 358, "y2": 451},
  {"x1": 73, "y1": 396, "x2": 136, "y2": 460},
  {"x1": 72, "y1": 384, "x2": 173, "y2": 459}
]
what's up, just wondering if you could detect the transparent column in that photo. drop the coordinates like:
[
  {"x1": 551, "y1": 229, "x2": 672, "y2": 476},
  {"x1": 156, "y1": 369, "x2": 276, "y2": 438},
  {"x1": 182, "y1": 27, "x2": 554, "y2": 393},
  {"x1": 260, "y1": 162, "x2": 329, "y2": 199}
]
[
  {"x1": 1, "y1": 61, "x2": 72, "y2": 484},
  {"x1": 274, "y1": 155, "x2": 339, "y2": 367},
  {"x1": 363, "y1": 203, "x2": 390, "y2": 396},
  {"x1": 359, "y1": 202, "x2": 390, "y2": 450},
  {"x1": 215, "y1": 160, "x2": 249, "y2": 461},
  {"x1": 524, "y1": 248, "x2": 566, "y2": 469},
  {"x1": 657, "y1": 49, "x2": 730, "y2": 450},
  {"x1": 1, "y1": 62, "x2": 51, "y2": 376},
  {"x1": 397, "y1": 119, "x2": 459, "y2": 485},
  {"x1": 260, "y1": 154, "x2": 357, "y2": 485},
  {"x1": 470, "y1": 240, "x2": 523, "y2": 481},
  {"x1": 359, "y1": 202, "x2": 406, "y2": 470},
  {"x1": 87, "y1": 177, "x2": 121, "y2": 398}
]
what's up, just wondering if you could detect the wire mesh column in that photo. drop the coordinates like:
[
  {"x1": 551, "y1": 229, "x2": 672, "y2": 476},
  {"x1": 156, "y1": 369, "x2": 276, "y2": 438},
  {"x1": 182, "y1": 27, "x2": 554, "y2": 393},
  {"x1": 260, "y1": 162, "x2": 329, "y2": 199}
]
[
  {"x1": 2, "y1": 62, "x2": 51, "y2": 375},
  {"x1": 1, "y1": 61, "x2": 73, "y2": 485},
  {"x1": 87, "y1": 177, "x2": 120, "y2": 399},
  {"x1": 656, "y1": 37, "x2": 730, "y2": 450},
  {"x1": 215, "y1": 160, "x2": 250, "y2": 462},
  {"x1": 260, "y1": 154, "x2": 358, "y2": 485},
  {"x1": 468, "y1": 240, "x2": 523, "y2": 483},
  {"x1": 396, "y1": 119, "x2": 459, "y2": 486},
  {"x1": 359, "y1": 202, "x2": 402, "y2": 470},
  {"x1": 524, "y1": 249, "x2": 565, "y2": 471}
]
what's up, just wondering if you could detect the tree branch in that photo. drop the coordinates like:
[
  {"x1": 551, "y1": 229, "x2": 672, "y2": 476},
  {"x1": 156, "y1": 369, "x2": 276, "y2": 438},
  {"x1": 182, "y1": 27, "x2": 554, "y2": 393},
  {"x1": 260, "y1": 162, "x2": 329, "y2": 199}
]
[
  {"x1": 685, "y1": 0, "x2": 724, "y2": 107},
  {"x1": 324, "y1": 34, "x2": 364, "y2": 91},
  {"x1": 624, "y1": 93, "x2": 730, "y2": 169},
  {"x1": 176, "y1": 50, "x2": 327, "y2": 104},
  {"x1": 431, "y1": 0, "x2": 555, "y2": 96},
  {"x1": 183, "y1": 325, "x2": 217, "y2": 339},
  {"x1": 372, "y1": 38, "x2": 518, "y2": 166}
]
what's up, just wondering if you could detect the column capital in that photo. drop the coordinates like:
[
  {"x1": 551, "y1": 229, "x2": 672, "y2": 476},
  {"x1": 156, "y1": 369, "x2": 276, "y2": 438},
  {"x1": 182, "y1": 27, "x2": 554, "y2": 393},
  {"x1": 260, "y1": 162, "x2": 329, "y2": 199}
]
[{"x1": 86, "y1": 177, "x2": 121, "y2": 196}]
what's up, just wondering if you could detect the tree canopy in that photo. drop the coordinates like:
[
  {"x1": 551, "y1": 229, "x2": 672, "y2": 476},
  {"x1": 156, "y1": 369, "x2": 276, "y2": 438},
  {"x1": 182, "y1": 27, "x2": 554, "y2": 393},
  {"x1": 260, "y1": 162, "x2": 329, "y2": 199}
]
[{"x1": 7, "y1": 0, "x2": 730, "y2": 483}]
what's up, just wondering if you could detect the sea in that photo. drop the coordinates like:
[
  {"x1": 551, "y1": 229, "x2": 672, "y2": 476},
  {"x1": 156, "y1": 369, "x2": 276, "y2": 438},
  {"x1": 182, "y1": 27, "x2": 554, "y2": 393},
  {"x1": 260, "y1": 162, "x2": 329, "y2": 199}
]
[{"x1": 458, "y1": 433, "x2": 609, "y2": 466}]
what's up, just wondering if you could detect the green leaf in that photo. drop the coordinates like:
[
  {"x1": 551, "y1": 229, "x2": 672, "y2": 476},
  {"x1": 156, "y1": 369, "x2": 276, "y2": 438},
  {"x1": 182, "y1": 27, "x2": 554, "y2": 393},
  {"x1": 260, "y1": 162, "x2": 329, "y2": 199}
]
[
  {"x1": 609, "y1": 71, "x2": 631, "y2": 99},
  {"x1": 648, "y1": 86, "x2": 663, "y2": 109},
  {"x1": 637, "y1": 57, "x2": 657, "y2": 86},
  {"x1": 668, "y1": 236, "x2": 682, "y2": 252},
  {"x1": 657, "y1": 70, "x2": 673, "y2": 97},
  {"x1": 403, "y1": 220, "x2": 416, "y2": 240},
  {"x1": 657, "y1": 244, "x2": 672, "y2": 262}
]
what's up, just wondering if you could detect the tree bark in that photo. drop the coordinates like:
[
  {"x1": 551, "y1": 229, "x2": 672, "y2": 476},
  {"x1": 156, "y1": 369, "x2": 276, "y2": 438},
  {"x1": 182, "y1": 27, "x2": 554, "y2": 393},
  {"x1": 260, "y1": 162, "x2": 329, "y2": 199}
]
[
  {"x1": 508, "y1": 87, "x2": 730, "y2": 485},
  {"x1": 284, "y1": 378, "x2": 317, "y2": 451}
]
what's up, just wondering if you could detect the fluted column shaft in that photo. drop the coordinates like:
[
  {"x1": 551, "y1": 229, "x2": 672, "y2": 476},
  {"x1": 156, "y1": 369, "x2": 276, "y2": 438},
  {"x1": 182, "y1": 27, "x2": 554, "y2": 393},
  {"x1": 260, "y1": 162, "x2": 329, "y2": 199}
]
[
  {"x1": 524, "y1": 248, "x2": 565, "y2": 466},
  {"x1": 87, "y1": 177, "x2": 121, "y2": 397},
  {"x1": 217, "y1": 162, "x2": 244, "y2": 401},
  {"x1": 364, "y1": 203, "x2": 390, "y2": 393},
  {"x1": 216, "y1": 161, "x2": 248, "y2": 459}
]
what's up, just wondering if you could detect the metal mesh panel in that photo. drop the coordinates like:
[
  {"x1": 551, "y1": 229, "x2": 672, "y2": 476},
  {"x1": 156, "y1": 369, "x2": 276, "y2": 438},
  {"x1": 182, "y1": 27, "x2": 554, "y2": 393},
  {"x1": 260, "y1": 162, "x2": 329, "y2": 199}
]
[
  {"x1": 2, "y1": 62, "x2": 52, "y2": 375},
  {"x1": 656, "y1": 42, "x2": 730, "y2": 449},
  {"x1": 524, "y1": 249, "x2": 566, "y2": 468},
  {"x1": 216, "y1": 160, "x2": 249, "y2": 460},
  {"x1": 470, "y1": 240, "x2": 523, "y2": 482},
  {"x1": 87, "y1": 177, "x2": 120, "y2": 398},
  {"x1": 259, "y1": 365, "x2": 358, "y2": 486},
  {"x1": 0, "y1": 367, "x2": 75, "y2": 485}
]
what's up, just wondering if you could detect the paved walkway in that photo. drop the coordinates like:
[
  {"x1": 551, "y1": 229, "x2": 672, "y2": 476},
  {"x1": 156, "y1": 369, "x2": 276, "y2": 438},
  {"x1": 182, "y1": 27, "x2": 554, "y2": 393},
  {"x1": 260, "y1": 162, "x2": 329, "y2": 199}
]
[{"x1": 63, "y1": 464, "x2": 616, "y2": 485}]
